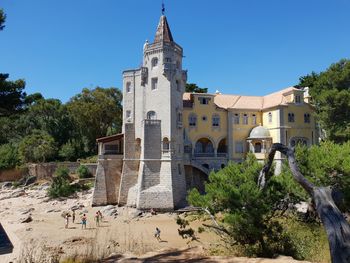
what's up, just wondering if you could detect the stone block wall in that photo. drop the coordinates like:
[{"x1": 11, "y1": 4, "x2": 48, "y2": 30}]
[{"x1": 92, "y1": 156, "x2": 123, "y2": 206}]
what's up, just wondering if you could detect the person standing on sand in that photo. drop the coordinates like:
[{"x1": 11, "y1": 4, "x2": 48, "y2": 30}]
[
  {"x1": 65, "y1": 214, "x2": 69, "y2": 229},
  {"x1": 98, "y1": 210, "x2": 103, "y2": 221},
  {"x1": 154, "y1": 227, "x2": 161, "y2": 241},
  {"x1": 72, "y1": 210, "x2": 76, "y2": 223},
  {"x1": 81, "y1": 214, "x2": 87, "y2": 229},
  {"x1": 95, "y1": 212, "x2": 100, "y2": 227}
]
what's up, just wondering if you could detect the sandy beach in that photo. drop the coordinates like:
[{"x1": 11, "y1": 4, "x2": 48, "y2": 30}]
[{"x1": 0, "y1": 183, "x2": 311, "y2": 262}]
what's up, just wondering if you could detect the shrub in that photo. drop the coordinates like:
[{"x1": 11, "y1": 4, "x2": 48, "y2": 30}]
[
  {"x1": 47, "y1": 166, "x2": 74, "y2": 198},
  {"x1": 59, "y1": 141, "x2": 77, "y2": 161},
  {"x1": 0, "y1": 143, "x2": 20, "y2": 170},
  {"x1": 76, "y1": 165, "x2": 92, "y2": 178}
]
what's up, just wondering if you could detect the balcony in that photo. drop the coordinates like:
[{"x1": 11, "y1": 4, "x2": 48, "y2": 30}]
[{"x1": 143, "y1": 119, "x2": 161, "y2": 125}]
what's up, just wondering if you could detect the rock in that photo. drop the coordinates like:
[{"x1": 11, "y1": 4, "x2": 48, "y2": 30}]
[
  {"x1": 45, "y1": 209, "x2": 55, "y2": 213},
  {"x1": 1, "y1": 182, "x2": 12, "y2": 189},
  {"x1": 21, "y1": 215, "x2": 33, "y2": 223},
  {"x1": 20, "y1": 208, "x2": 35, "y2": 215},
  {"x1": 11, "y1": 189, "x2": 26, "y2": 198},
  {"x1": 26, "y1": 228, "x2": 32, "y2": 231}
]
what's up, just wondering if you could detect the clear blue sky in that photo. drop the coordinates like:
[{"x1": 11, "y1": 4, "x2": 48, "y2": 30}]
[{"x1": 1, "y1": 0, "x2": 349, "y2": 102}]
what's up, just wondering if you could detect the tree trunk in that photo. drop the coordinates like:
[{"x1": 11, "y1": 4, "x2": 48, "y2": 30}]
[{"x1": 259, "y1": 143, "x2": 350, "y2": 263}]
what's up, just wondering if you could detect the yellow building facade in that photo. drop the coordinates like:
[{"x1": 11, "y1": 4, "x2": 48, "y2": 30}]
[{"x1": 183, "y1": 87, "x2": 317, "y2": 173}]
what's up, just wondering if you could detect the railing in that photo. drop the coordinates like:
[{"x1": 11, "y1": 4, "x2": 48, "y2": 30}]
[
  {"x1": 217, "y1": 153, "x2": 228, "y2": 158},
  {"x1": 103, "y1": 150, "x2": 123, "y2": 155},
  {"x1": 143, "y1": 119, "x2": 161, "y2": 125},
  {"x1": 194, "y1": 153, "x2": 215, "y2": 157}
]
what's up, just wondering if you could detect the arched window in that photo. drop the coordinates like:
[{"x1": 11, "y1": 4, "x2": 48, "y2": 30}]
[
  {"x1": 254, "y1": 142, "x2": 262, "y2": 153},
  {"x1": 126, "y1": 82, "x2": 131, "y2": 93},
  {"x1": 147, "y1": 111, "x2": 157, "y2": 120},
  {"x1": 252, "y1": 114, "x2": 257, "y2": 125},
  {"x1": 195, "y1": 138, "x2": 214, "y2": 156},
  {"x1": 233, "y1": 113, "x2": 240, "y2": 124},
  {"x1": 268, "y1": 112, "x2": 272, "y2": 123},
  {"x1": 212, "y1": 114, "x2": 220, "y2": 127},
  {"x1": 189, "y1": 114, "x2": 197, "y2": 126},
  {"x1": 243, "y1": 114, "x2": 248, "y2": 125},
  {"x1": 162, "y1": 137, "x2": 169, "y2": 151},
  {"x1": 151, "y1": 57, "x2": 158, "y2": 68}
]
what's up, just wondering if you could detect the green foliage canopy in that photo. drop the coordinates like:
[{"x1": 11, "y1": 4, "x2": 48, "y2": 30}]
[
  {"x1": 18, "y1": 130, "x2": 57, "y2": 163},
  {"x1": 185, "y1": 83, "x2": 208, "y2": 93},
  {"x1": 0, "y1": 8, "x2": 5, "y2": 30},
  {"x1": 188, "y1": 154, "x2": 303, "y2": 257},
  {"x1": 67, "y1": 87, "x2": 122, "y2": 153},
  {"x1": 0, "y1": 74, "x2": 27, "y2": 116},
  {"x1": 298, "y1": 59, "x2": 350, "y2": 142}
]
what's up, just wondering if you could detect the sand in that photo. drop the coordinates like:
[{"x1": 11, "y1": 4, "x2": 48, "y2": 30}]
[{"x1": 0, "y1": 184, "x2": 311, "y2": 262}]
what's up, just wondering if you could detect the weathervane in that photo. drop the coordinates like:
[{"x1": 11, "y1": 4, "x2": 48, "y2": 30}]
[{"x1": 161, "y1": 0, "x2": 165, "y2": 15}]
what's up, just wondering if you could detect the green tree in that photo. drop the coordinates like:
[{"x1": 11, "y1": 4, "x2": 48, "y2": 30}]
[
  {"x1": 0, "y1": 8, "x2": 5, "y2": 31},
  {"x1": 0, "y1": 74, "x2": 27, "y2": 116},
  {"x1": 188, "y1": 154, "x2": 303, "y2": 257},
  {"x1": 67, "y1": 87, "x2": 122, "y2": 154},
  {"x1": 185, "y1": 83, "x2": 208, "y2": 93},
  {"x1": 18, "y1": 130, "x2": 57, "y2": 163},
  {"x1": 298, "y1": 59, "x2": 350, "y2": 143}
]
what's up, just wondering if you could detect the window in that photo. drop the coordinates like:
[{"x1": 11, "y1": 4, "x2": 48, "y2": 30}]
[
  {"x1": 268, "y1": 112, "x2": 272, "y2": 123},
  {"x1": 126, "y1": 82, "x2": 131, "y2": 93},
  {"x1": 165, "y1": 57, "x2": 171, "y2": 63},
  {"x1": 177, "y1": 111, "x2": 183, "y2": 127},
  {"x1": 202, "y1": 115, "x2": 207, "y2": 121},
  {"x1": 295, "y1": 95, "x2": 301, "y2": 104},
  {"x1": 147, "y1": 110, "x2": 156, "y2": 120},
  {"x1": 198, "y1": 97, "x2": 210, "y2": 104},
  {"x1": 184, "y1": 145, "x2": 192, "y2": 153},
  {"x1": 151, "y1": 78, "x2": 158, "y2": 90},
  {"x1": 212, "y1": 115, "x2": 220, "y2": 127},
  {"x1": 304, "y1": 113, "x2": 310, "y2": 123},
  {"x1": 162, "y1": 138, "x2": 169, "y2": 151},
  {"x1": 254, "y1": 142, "x2": 262, "y2": 153},
  {"x1": 151, "y1": 57, "x2": 158, "y2": 68},
  {"x1": 189, "y1": 114, "x2": 197, "y2": 126},
  {"x1": 252, "y1": 114, "x2": 257, "y2": 125},
  {"x1": 178, "y1": 163, "x2": 182, "y2": 175},
  {"x1": 176, "y1": 80, "x2": 181, "y2": 91},
  {"x1": 126, "y1": 110, "x2": 131, "y2": 118},
  {"x1": 288, "y1": 113, "x2": 295, "y2": 122},
  {"x1": 243, "y1": 114, "x2": 248, "y2": 125},
  {"x1": 233, "y1": 113, "x2": 239, "y2": 124},
  {"x1": 235, "y1": 141, "x2": 244, "y2": 153}
]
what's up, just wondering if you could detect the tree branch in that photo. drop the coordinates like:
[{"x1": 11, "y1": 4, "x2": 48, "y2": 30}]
[{"x1": 260, "y1": 143, "x2": 350, "y2": 263}]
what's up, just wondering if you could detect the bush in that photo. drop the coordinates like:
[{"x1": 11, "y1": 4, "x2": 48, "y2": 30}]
[
  {"x1": 47, "y1": 166, "x2": 74, "y2": 198},
  {"x1": 59, "y1": 141, "x2": 77, "y2": 161},
  {"x1": 76, "y1": 165, "x2": 92, "y2": 178},
  {"x1": 0, "y1": 143, "x2": 20, "y2": 170},
  {"x1": 18, "y1": 130, "x2": 57, "y2": 163}
]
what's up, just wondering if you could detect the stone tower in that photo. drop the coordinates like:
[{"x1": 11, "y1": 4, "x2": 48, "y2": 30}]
[{"x1": 119, "y1": 14, "x2": 188, "y2": 210}]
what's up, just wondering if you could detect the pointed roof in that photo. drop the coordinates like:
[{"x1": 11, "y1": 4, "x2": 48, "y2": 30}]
[{"x1": 154, "y1": 15, "x2": 174, "y2": 43}]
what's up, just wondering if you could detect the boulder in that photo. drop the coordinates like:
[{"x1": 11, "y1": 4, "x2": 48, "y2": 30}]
[
  {"x1": 20, "y1": 208, "x2": 35, "y2": 215},
  {"x1": 20, "y1": 215, "x2": 33, "y2": 223},
  {"x1": 1, "y1": 182, "x2": 12, "y2": 189},
  {"x1": 24, "y1": 176, "x2": 37, "y2": 186}
]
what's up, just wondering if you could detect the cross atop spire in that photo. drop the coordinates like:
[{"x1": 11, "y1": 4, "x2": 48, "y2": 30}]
[
  {"x1": 153, "y1": 14, "x2": 174, "y2": 43},
  {"x1": 161, "y1": 1, "x2": 165, "y2": 15}
]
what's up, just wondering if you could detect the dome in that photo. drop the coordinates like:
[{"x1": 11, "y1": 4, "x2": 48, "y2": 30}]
[{"x1": 249, "y1": 125, "x2": 271, "y2": 138}]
